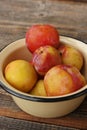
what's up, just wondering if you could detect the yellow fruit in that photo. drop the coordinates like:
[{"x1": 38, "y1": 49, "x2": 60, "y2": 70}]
[
  {"x1": 30, "y1": 80, "x2": 47, "y2": 96},
  {"x1": 59, "y1": 44, "x2": 83, "y2": 70},
  {"x1": 4, "y1": 60, "x2": 38, "y2": 92}
]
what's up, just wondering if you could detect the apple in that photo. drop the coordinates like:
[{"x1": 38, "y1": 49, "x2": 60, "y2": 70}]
[
  {"x1": 30, "y1": 80, "x2": 47, "y2": 96},
  {"x1": 32, "y1": 45, "x2": 62, "y2": 75},
  {"x1": 44, "y1": 65, "x2": 86, "y2": 96},
  {"x1": 4, "y1": 60, "x2": 38, "y2": 92},
  {"x1": 58, "y1": 44, "x2": 83, "y2": 70},
  {"x1": 26, "y1": 24, "x2": 60, "y2": 53}
]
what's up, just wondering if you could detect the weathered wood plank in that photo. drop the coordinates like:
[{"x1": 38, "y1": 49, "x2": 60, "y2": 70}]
[
  {"x1": 0, "y1": 116, "x2": 78, "y2": 130},
  {"x1": 56, "y1": 0, "x2": 87, "y2": 2},
  {"x1": 0, "y1": 25, "x2": 26, "y2": 49},
  {"x1": 0, "y1": 0, "x2": 87, "y2": 27}
]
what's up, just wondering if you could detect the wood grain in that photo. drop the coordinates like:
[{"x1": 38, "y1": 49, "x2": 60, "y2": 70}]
[
  {"x1": 0, "y1": 116, "x2": 78, "y2": 130},
  {"x1": 0, "y1": 0, "x2": 87, "y2": 129},
  {"x1": 0, "y1": 0, "x2": 87, "y2": 49},
  {"x1": 0, "y1": 87, "x2": 87, "y2": 129}
]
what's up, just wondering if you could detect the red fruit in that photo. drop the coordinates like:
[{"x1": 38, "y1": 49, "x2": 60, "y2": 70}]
[
  {"x1": 32, "y1": 45, "x2": 62, "y2": 76},
  {"x1": 26, "y1": 24, "x2": 60, "y2": 53},
  {"x1": 44, "y1": 65, "x2": 75, "y2": 96},
  {"x1": 44, "y1": 65, "x2": 86, "y2": 96},
  {"x1": 59, "y1": 65, "x2": 86, "y2": 91}
]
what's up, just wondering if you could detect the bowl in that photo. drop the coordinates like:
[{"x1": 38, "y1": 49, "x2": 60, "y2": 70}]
[{"x1": 0, "y1": 36, "x2": 87, "y2": 118}]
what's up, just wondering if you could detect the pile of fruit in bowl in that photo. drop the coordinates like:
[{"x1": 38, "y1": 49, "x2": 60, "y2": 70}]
[
  {"x1": 4, "y1": 24, "x2": 86, "y2": 96},
  {"x1": 0, "y1": 24, "x2": 87, "y2": 118}
]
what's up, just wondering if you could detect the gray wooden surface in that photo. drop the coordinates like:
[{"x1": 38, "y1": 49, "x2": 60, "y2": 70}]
[{"x1": 0, "y1": 0, "x2": 87, "y2": 129}]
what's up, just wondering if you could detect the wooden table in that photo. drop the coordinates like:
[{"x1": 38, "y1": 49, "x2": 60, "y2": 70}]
[{"x1": 0, "y1": 0, "x2": 87, "y2": 129}]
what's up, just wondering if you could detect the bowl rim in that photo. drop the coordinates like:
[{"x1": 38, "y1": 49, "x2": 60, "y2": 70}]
[
  {"x1": 0, "y1": 81, "x2": 87, "y2": 102},
  {"x1": 0, "y1": 36, "x2": 87, "y2": 102}
]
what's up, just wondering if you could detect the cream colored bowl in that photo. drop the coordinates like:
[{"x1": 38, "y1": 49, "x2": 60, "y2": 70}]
[{"x1": 0, "y1": 36, "x2": 87, "y2": 118}]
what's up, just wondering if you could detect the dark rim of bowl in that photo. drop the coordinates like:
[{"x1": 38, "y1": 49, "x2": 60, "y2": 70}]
[{"x1": 0, "y1": 81, "x2": 87, "y2": 102}]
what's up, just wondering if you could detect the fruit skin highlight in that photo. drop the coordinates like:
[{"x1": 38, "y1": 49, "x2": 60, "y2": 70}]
[
  {"x1": 32, "y1": 45, "x2": 62, "y2": 76},
  {"x1": 4, "y1": 60, "x2": 38, "y2": 92},
  {"x1": 44, "y1": 65, "x2": 86, "y2": 96},
  {"x1": 26, "y1": 24, "x2": 60, "y2": 53},
  {"x1": 59, "y1": 44, "x2": 83, "y2": 70}
]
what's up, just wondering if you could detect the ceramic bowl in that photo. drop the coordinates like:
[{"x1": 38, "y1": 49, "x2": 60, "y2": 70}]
[{"x1": 0, "y1": 36, "x2": 87, "y2": 118}]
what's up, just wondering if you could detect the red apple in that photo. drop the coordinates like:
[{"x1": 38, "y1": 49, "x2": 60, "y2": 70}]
[
  {"x1": 44, "y1": 65, "x2": 86, "y2": 96},
  {"x1": 32, "y1": 45, "x2": 62, "y2": 76},
  {"x1": 26, "y1": 24, "x2": 60, "y2": 53}
]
